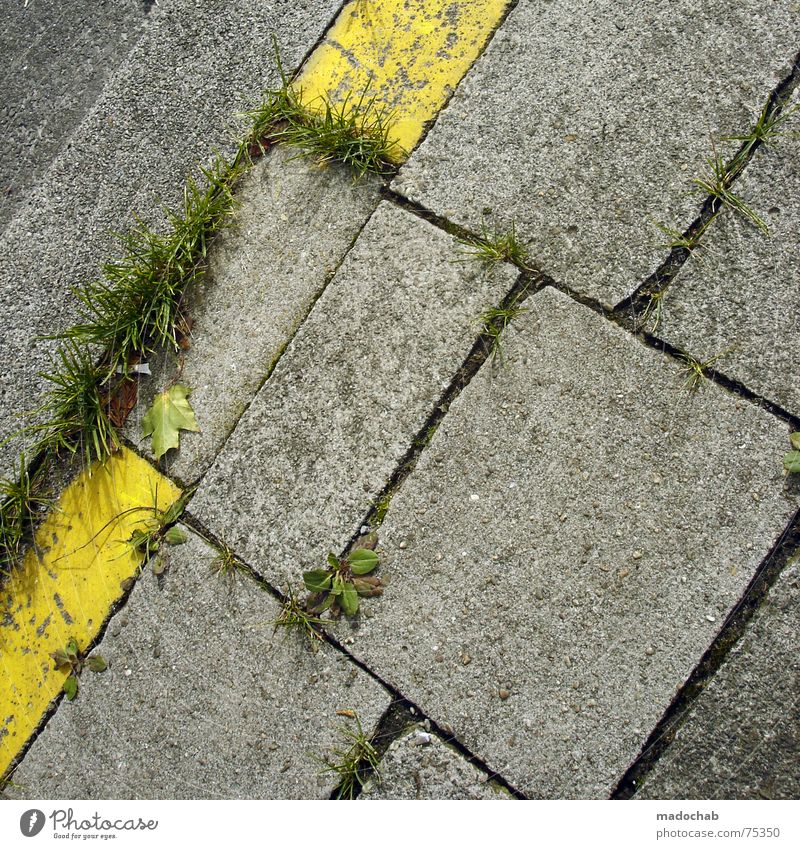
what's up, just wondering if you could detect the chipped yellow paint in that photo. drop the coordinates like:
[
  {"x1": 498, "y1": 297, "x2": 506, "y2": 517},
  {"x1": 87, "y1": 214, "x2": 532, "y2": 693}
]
[
  {"x1": 0, "y1": 448, "x2": 180, "y2": 776},
  {"x1": 296, "y1": 0, "x2": 509, "y2": 159}
]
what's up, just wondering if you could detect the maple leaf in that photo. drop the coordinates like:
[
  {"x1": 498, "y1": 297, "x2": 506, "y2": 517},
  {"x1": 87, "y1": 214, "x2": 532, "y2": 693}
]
[{"x1": 141, "y1": 384, "x2": 199, "y2": 459}]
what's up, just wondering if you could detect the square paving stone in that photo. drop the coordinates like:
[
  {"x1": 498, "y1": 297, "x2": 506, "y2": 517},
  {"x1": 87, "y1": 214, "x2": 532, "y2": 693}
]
[
  {"x1": 393, "y1": 0, "x2": 800, "y2": 306},
  {"x1": 340, "y1": 286, "x2": 797, "y2": 798}
]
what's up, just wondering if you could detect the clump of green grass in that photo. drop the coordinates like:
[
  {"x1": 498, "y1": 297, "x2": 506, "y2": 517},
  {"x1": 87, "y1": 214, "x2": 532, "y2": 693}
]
[
  {"x1": 320, "y1": 712, "x2": 381, "y2": 799},
  {"x1": 272, "y1": 586, "x2": 327, "y2": 645},
  {"x1": 478, "y1": 298, "x2": 529, "y2": 366},
  {"x1": 651, "y1": 212, "x2": 718, "y2": 257},
  {"x1": 636, "y1": 288, "x2": 667, "y2": 334},
  {"x1": 458, "y1": 222, "x2": 530, "y2": 268},
  {"x1": 677, "y1": 348, "x2": 732, "y2": 392},
  {"x1": 209, "y1": 543, "x2": 241, "y2": 580},
  {"x1": 273, "y1": 91, "x2": 402, "y2": 177},
  {"x1": 691, "y1": 144, "x2": 769, "y2": 235},
  {"x1": 723, "y1": 100, "x2": 800, "y2": 174},
  {"x1": 0, "y1": 456, "x2": 49, "y2": 575},
  {"x1": 32, "y1": 342, "x2": 120, "y2": 467}
]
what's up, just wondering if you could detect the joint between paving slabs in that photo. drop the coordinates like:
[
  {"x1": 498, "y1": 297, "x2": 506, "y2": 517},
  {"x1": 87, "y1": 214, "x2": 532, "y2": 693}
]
[
  {"x1": 615, "y1": 47, "x2": 800, "y2": 324},
  {"x1": 178, "y1": 511, "x2": 527, "y2": 799},
  {"x1": 613, "y1": 505, "x2": 800, "y2": 799}
]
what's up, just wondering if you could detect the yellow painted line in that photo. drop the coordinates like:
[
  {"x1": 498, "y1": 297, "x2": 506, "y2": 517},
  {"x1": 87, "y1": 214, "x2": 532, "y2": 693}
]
[
  {"x1": 0, "y1": 448, "x2": 180, "y2": 776},
  {"x1": 297, "y1": 0, "x2": 509, "y2": 159}
]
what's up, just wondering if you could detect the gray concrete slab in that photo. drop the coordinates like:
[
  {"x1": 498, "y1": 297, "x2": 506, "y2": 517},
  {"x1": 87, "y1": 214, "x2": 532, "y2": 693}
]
[
  {"x1": 654, "y1": 125, "x2": 800, "y2": 417},
  {"x1": 125, "y1": 145, "x2": 381, "y2": 483},
  {"x1": 338, "y1": 286, "x2": 797, "y2": 798},
  {"x1": 360, "y1": 724, "x2": 511, "y2": 800},
  {"x1": 0, "y1": 0, "x2": 146, "y2": 232},
  {"x1": 5, "y1": 525, "x2": 391, "y2": 799},
  {"x1": 393, "y1": 0, "x2": 800, "y2": 307},
  {"x1": 0, "y1": 0, "x2": 343, "y2": 478},
  {"x1": 637, "y1": 562, "x2": 800, "y2": 800},
  {"x1": 192, "y1": 201, "x2": 516, "y2": 588}
]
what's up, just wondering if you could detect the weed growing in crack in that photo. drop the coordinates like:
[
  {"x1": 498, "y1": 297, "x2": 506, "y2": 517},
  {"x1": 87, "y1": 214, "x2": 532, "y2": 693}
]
[
  {"x1": 304, "y1": 538, "x2": 384, "y2": 618},
  {"x1": 478, "y1": 298, "x2": 529, "y2": 366},
  {"x1": 0, "y1": 456, "x2": 49, "y2": 576},
  {"x1": 272, "y1": 586, "x2": 327, "y2": 645},
  {"x1": 691, "y1": 144, "x2": 769, "y2": 235},
  {"x1": 209, "y1": 543, "x2": 241, "y2": 580},
  {"x1": 650, "y1": 212, "x2": 718, "y2": 258},
  {"x1": 50, "y1": 637, "x2": 107, "y2": 701},
  {"x1": 723, "y1": 101, "x2": 800, "y2": 172},
  {"x1": 677, "y1": 348, "x2": 732, "y2": 392},
  {"x1": 125, "y1": 495, "x2": 189, "y2": 576},
  {"x1": 273, "y1": 90, "x2": 402, "y2": 177},
  {"x1": 457, "y1": 222, "x2": 530, "y2": 268},
  {"x1": 320, "y1": 712, "x2": 381, "y2": 799},
  {"x1": 636, "y1": 289, "x2": 667, "y2": 334},
  {"x1": 33, "y1": 342, "x2": 121, "y2": 467}
]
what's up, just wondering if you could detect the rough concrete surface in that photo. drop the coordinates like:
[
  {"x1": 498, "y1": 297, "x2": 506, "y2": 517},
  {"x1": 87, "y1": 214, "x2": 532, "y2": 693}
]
[
  {"x1": 393, "y1": 0, "x2": 800, "y2": 306},
  {"x1": 0, "y1": 0, "x2": 343, "y2": 478},
  {"x1": 342, "y1": 286, "x2": 797, "y2": 798},
  {"x1": 637, "y1": 563, "x2": 800, "y2": 800},
  {"x1": 360, "y1": 725, "x2": 510, "y2": 800},
  {"x1": 126, "y1": 144, "x2": 381, "y2": 483},
  {"x1": 5, "y1": 526, "x2": 390, "y2": 799},
  {"x1": 653, "y1": 123, "x2": 800, "y2": 417},
  {"x1": 192, "y1": 201, "x2": 515, "y2": 589},
  {"x1": 0, "y1": 0, "x2": 145, "y2": 232}
]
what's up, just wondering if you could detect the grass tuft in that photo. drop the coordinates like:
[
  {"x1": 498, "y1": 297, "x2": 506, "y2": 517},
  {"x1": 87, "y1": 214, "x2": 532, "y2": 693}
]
[
  {"x1": 723, "y1": 101, "x2": 800, "y2": 172},
  {"x1": 0, "y1": 456, "x2": 49, "y2": 575},
  {"x1": 478, "y1": 298, "x2": 529, "y2": 366},
  {"x1": 272, "y1": 586, "x2": 327, "y2": 645},
  {"x1": 321, "y1": 712, "x2": 381, "y2": 799},
  {"x1": 677, "y1": 348, "x2": 732, "y2": 392},
  {"x1": 458, "y1": 222, "x2": 530, "y2": 268},
  {"x1": 691, "y1": 144, "x2": 769, "y2": 235}
]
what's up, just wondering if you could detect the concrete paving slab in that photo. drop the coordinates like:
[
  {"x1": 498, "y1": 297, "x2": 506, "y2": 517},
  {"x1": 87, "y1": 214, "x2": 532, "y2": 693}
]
[
  {"x1": 192, "y1": 201, "x2": 516, "y2": 588},
  {"x1": 5, "y1": 526, "x2": 391, "y2": 799},
  {"x1": 393, "y1": 0, "x2": 800, "y2": 307},
  {"x1": 0, "y1": 0, "x2": 145, "y2": 232},
  {"x1": 340, "y1": 286, "x2": 797, "y2": 798},
  {"x1": 0, "y1": 0, "x2": 343, "y2": 478},
  {"x1": 654, "y1": 126, "x2": 800, "y2": 417},
  {"x1": 360, "y1": 724, "x2": 510, "y2": 800},
  {"x1": 125, "y1": 145, "x2": 381, "y2": 483},
  {"x1": 637, "y1": 562, "x2": 800, "y2": 800}
]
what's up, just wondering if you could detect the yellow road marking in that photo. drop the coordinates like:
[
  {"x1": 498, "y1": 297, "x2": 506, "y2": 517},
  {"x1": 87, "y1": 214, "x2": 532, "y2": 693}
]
[
  {"x1": 297, "y1": 0, "x2": 510, "y2": 158},
  {"x1": 0, "y1": 449, "x2": 180, "y2": 777}
]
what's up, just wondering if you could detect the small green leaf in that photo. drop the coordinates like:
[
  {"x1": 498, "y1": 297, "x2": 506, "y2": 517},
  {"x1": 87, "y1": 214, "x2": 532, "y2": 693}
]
[
  {"x1": 86, "y1": 655, "x2": 108, "y2": 673},
  {"x1": 141, "y1": 384, "x2": 200, "y2": 460},
  {"x1": 327, "y1": 552, "x2": 341, "y2": 570},
  {"x1": 791, "y1": 433, "x2": 800, "y2": 451},
  {"x1": 353, "y1": 576, "x2": 384, "y2": 597},
  {"x1": 50, "y1": 649, "x2": 70, "y2": 669},
  {"x1": 151, "y1": 553, "x2": 167, "y2": 576},
  {"x1": 164, "y1": 526, "x2": 188, "y2": 546},
  {"x1": 65, "y1": 638, "x2": 79, "y2": 659},
  {"x1": 63, "y1": 675, "x2": 79, "y2": 701},
  {"x1": 340, "y1": 582, "x2": 359, "y2": 616},
  {"x1": 303, "y1": 569, "x2": 332, "y2": 593},
  {"x1": 784, "y1": 450, "x2": 800, "y2": 473},
  {"x1": 349, "y1": 549, "x2": 379, "y2": 575},
  {"x1": 318, "y1": 593, "x2": 336, "y2": 613}
]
